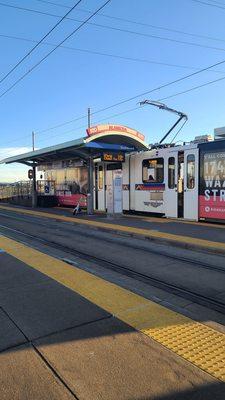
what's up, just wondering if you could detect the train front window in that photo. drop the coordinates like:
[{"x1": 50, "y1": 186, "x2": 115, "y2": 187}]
[
  {"x1": 168, "y1": 157, "x2": 175, "y2": 189},
  {"x1": 187, "y1": 154, "x2": 195, "y2": 189},
  {"x1": 142, "y1": 158, "x2": 164, "y2": 183}
]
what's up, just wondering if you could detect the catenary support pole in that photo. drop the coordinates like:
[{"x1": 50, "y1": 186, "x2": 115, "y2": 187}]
[
  {"x1": 87, "y1": 156, "x2": 94, "y2": 215},
  {"x1": 32, "y1": 131, "x2": 35, "y2": 151},
  {"x1": 31, "y1": 132, "x2": 37, "y2": 208},
  {"x1": 32, "y1": 163, "x2": 37, "y2": 208},
  {"x1": 88, "y1": 107, "x2": 91, "y2": 129},
  {"x1": 86, "y1": 109, "x2": 94, "y2": 214}
]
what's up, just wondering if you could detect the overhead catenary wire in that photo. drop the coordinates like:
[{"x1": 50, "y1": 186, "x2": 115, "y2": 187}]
[
  {"x1": 1, "y1": 71, "x2": 225, "y2": 149},
  {"x1": 36, "y1": 56, "x2": 225, "y2": 134},
  {"x1": 191, "y1": 0, "x2": 225, "y2": 10},
  {"x1": 34, "y1": 0, "x2": 225, "y2": 44},
  {"x1": 1, "y1": 1, "x2": 225, "y2": 146},
  {"x1": 4, "y1": 32, "x2": 223, "y2": 73},
  {"x1": 0, "y1": 0, "x2": 111, "y2": 100},
  {"x1": 158, "y1": 75, "x2": 225, "y2": 102},
  {"x1": 0, "y1": 106, "x2": 142, "y2": 150},
  {"x1": 1, "y1": 2, "x2": 225, "y2": 52},
  {"x1": 0, "y1": 0, "x2": 82, "y2": 85},
  {"x1": 2, "y1": 52, "x2": 225, "y2": 148},
  {"x1": 3, "y1": 71, "x2": 225, "y2": 149},
  {"x1": 37, "y1": 106, "x2": 141, "y2": 144}
]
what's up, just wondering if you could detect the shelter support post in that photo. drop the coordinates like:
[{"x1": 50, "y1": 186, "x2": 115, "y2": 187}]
[
  {"x1": 32, "y1": 164, "x2": 37, "y2": 208},
  {"x1": 87, "y1": 156, "x2": 94, "y2": 215}
]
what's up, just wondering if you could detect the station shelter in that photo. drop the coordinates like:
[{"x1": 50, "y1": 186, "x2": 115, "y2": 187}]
[{"x1": 1, "y1": 124, "x2": 148, "y2": 214}]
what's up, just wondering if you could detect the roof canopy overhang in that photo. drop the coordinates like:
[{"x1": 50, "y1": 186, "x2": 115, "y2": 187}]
[{"x1": 1, "y1": 124, "x2": 149, "y2": 166}]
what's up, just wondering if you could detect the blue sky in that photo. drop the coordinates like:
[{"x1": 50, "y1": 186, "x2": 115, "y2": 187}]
[{"x1": 1, "y1": 0, "x2": 225, "y2": 181}]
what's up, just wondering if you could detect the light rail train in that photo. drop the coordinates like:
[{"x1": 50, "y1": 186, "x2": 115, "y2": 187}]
[{"x1": 94, "y1": 137, "x2": 225, "y2": 222}]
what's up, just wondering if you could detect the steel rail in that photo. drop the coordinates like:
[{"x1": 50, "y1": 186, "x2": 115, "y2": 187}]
[
  {"x1": 0, "y1": 210, "x2": 225, "y2": 274},
  {"x1": 0, "y1": 221, "x2": 225, "y2": 314}
]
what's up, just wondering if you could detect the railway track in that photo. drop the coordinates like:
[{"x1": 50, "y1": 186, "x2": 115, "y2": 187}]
[
  {"x1": 0, "y1": 210, "x2": 225, "y2": 274},
  {"x1": 0, "y1": 221, "x2": 225, "y2": 315}
]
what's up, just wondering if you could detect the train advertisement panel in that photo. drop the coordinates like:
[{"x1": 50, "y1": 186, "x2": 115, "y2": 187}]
[{"x1": 199, "y1": 150, "x2": 225, "y2": 219}]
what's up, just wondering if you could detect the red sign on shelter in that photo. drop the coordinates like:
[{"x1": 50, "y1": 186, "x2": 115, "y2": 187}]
[{"x1": 86, "y1": 124, "x2": 145, "y2": 142}]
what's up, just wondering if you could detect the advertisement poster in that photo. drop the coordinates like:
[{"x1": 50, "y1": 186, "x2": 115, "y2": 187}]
[{"x1": 199, "y1": 151, "x2": 225, "y2": 219}]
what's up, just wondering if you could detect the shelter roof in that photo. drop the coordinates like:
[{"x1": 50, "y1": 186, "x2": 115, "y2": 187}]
[{"x1": 1, "y1": 124, "x2": 149, "y2": 166}]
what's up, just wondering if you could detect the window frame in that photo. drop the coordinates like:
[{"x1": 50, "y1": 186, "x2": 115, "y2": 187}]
[
  {"x1": 187, "y1": 154, "x2": 195, "y2": 189},
  {"x1": 168, "y1": 156, "x2": 176, "y2": 189},
  {"x1": 142, "y1": 157, "x2": 164, "y2": 184}
]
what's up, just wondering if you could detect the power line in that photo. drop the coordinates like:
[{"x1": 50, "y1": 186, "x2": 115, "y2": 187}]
[
  {"x1": 1, "y1": 1, "x2": 225, "y2": 145},
  {"x1": 76, "y1": 6, "x2": 225, "y2": 44},
  {"x1": 191, "y1": 0, "x2": 225, "y2": 9},
  {"x1": 0, "y1": 134, "x2": 32, "y2": 147},
  {"x1": 34, "y1": 0, "x2": 225, "y2": 44},
  {"x1": 2, "y1": 32, "x2": 225, "y2": 74},
  {"x1": 2, "y1": 72, "x2": 225, "y2": 149},
  {"x1": 1, "y1": 2, "x2": 225, "y2": 52},
  {"x1": 36, "y1": 56, "x2": 225, "y2": 134},
  {"x1": 37, "y1": 106, "x2": 141, "y2": 144},
  {"x1": 0, "y1": 106, "x2": 141, "y2": 149},
  {"x1": 34, "y1": 0, "x2": 69, "y2": 7},
  {"x1": 39, "y1": 76, "x2": 225, "y2": 143},
  {"x1": 158, "y1": 75, "x2": 225, "y2": 102},
  {"x1": 0, "y1": 0, "x2": 111, "y2": 100},
  {"x1": 0, "y1": 0, "x2": 82, "y2": 85},
  {"x1": 208, "y1": 0, "x2": 225, "y2": 5},
  {"x1": 38, "y1": 76, "x2": 225, "y2": 146}
]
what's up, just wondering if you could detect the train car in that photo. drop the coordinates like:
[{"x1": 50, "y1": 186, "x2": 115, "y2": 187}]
[
  {"x1": 122, "y1": 142, "x2": 199, "y2": 220},
  {"x1": 198, "y1": 139, "x2": 225, "y2": 222},
  {"x1": 121, "y1": 137, "x2": 225, "y2": 222}
]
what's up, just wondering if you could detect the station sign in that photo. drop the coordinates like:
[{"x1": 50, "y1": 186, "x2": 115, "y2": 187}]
[
  {"x1": 86, "y1": 124, "x2": 145, "y2": 142},
  {"x1": 101, "y1": 152, "x2": 125, "y2": 162}
]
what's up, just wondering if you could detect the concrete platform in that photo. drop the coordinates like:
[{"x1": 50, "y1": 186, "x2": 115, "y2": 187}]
[
  {"x1": 1, "y1": 203, "x2": 225, "y2": 254},
  {"x1": 1, "y1": 236, "x2": 225, "y2": 399},
  {"x1": 0, "y1": 344, "x2": 75, "y2": 400},
  {"x1": 36, "y1": 317, "x2": 224, "y2": 400}
]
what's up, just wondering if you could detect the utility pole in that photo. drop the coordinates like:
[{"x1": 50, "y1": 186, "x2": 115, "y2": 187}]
[
  {"x1": 31, "y1": 131, "x2": 37, "y2": 208},
  {"x1": 87, "y1": 108, "x2": 94, "y2": 215},
  {"x1": 32, "y1": 131, "x2": 35, "y2": 151},
  {"x1": 88, "y1": 107, "x2": 91, "y2": 129}
]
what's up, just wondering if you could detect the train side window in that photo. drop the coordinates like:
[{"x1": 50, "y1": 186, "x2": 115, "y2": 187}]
[
  {"x1": 187, "y1": 154, "x2": 195, "y2": 189},
  {"x1": 142, "y1": 158, "x2": 164, "y2": 183},
  {"x1": 168, "y1": 157, "x2": 175, "y2": 189}
]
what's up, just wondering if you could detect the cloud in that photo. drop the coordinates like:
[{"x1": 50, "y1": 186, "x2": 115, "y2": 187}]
[
  {"x1": 0, "y1": 147, "x2": 31, "y2": 183},
  {"x1": 0, "y1": 147, "x2": 31, "y2": 161}
]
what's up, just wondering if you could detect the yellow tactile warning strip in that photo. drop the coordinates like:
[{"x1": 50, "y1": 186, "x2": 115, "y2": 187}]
[
  {"x1": 0, "y1": 235, "x2": 225, "y2": 382},
  {"x1": 124, "y1": 213, "x2": 225, "y2": 229},
  {"x1": 124, "y1": 214, "x2": 171, "y2": 223},
  {"x1": 0, "y1": 204, "x2": 225, "y2": 253}
]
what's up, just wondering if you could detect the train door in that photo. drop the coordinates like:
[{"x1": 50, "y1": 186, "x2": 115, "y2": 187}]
[
  {"x1": 183, "y1": 148, "x2": 199, "y2": 220},
  {"x1": 164, "y1": 152, "x2": 179, "y2": 218},
  {"x1": 177, "y1": 152, "x2": 184, "y2": 218}
]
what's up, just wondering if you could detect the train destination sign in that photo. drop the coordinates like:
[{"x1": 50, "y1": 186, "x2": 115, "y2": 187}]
[{"x1": 101, "y1": 152, "x2": 125, "y2": 162}]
